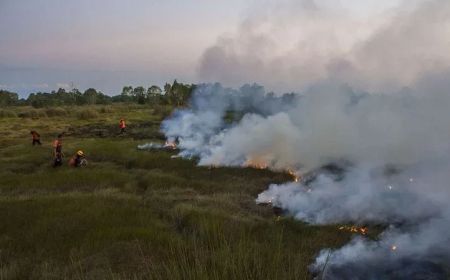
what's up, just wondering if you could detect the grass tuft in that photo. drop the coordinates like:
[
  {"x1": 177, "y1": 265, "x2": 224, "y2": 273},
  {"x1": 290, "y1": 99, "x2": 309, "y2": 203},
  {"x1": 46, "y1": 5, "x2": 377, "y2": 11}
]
[
  {"x1": 76, "y1": 108, "x2": 99, "y2": 120},
  {"x1": 0, "y1": 109, "x2": 17, "y2": 118},
  {"x1": 45, "y1": 107, "x2": 68, "y2": 117},
  {"x1": 18, "y1": 108, "x2": 47, "y2": 119}
]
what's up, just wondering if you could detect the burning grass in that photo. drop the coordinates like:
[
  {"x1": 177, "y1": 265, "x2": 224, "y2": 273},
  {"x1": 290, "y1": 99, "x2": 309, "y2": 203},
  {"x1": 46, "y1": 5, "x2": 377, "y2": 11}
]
[{"x1": 0, "y1": 104, "x2": 367, "y2": 279}]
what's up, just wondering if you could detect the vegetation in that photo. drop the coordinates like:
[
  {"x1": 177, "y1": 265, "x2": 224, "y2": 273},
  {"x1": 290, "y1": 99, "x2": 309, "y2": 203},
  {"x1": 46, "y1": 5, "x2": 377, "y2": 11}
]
[
  {"x1": 0, "y1": 103, "x2": 355, "y2": 279},
  {"x1": 0, "y1": 90, "x2": 19, "y2": 107},
  {"x1": 0, "y1": 80, "x2": 194, "y2": 109}
]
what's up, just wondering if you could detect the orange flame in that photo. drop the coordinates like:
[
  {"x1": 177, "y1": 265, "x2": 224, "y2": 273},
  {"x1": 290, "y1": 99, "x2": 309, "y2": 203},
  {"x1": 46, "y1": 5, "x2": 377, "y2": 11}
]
[
  {"x1": 244, "y1": 159, "x2": 268, "y2": 169},
  {"x1": 164, "y1": 141, "x2": 177, "y2": 149},
  {"x1": 287, "y1": 169, "x2": 301, "y2": 182},
  {"x1": 338, "y1": 225, "x2": 369, "y2": 235}
]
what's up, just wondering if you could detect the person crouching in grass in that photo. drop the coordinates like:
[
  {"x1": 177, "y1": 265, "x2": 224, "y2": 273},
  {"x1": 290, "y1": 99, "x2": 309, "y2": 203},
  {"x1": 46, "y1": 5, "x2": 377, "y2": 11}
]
[{"x1": 69, "y1": 150, "x2": 85, "y2": 167}]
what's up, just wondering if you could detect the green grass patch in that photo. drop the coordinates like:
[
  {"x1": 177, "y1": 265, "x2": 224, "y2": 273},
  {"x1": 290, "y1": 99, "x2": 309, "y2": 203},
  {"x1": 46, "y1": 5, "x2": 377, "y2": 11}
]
[{"x1": 0, "y1": 104, "x2": 352, "y2": 279}]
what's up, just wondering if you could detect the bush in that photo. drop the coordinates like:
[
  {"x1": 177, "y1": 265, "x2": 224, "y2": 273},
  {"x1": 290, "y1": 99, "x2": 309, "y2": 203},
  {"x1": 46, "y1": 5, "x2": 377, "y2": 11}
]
[
  {"x1": 76, "y1": 108, "x2": 99, "y2": 120},
  {"x1": 153, "y1": 105, "x2": 173, "y2": 119},
  {"x1": 99, "y1": 106, "x2": 115, "y2": 114},
  {"x1": 18, "y1": 109, "x2": 47, "y2": 119},
  {"x1": 45, "y1": 107, "x2": 67, "y2": 117},
  {"x1": 0, "y1": 110, "x2": 17, "y2": 118}
]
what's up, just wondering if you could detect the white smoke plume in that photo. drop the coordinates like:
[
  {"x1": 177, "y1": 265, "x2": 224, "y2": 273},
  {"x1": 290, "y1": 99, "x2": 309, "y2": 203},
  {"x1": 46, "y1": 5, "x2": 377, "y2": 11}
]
[
  {"x1": 198, "y1": 0, "x2": 450, "y2": 93},
  {"x1": 162, "y1": 0, "x2": 450, "y2": 278}
]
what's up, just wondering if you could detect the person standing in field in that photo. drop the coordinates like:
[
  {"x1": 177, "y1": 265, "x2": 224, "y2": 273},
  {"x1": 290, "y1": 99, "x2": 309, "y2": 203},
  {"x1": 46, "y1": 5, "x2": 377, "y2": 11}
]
[
  {"x1": 53, "y1": 134, "x2": 64, "y2": 167},
  {"x1": 119, "y1": 118, "x2": 126, "y2": 134},
  {"x1": 30, "y1": 130, "x2": 41, "y2": 145}
]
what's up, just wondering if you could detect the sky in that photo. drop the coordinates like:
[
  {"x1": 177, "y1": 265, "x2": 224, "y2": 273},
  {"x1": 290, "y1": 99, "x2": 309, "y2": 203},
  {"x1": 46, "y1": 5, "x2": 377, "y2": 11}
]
[{"x1": 0, "y1": 0, "x2": 401, "y2": 97}]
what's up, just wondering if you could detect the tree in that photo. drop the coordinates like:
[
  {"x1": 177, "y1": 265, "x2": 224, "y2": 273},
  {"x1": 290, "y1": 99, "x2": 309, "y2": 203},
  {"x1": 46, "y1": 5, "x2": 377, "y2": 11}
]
[
  {"x1": 95, "y1": 91, "x2": 112, "y2": 104},
  {"x1": 121, "y1": 86, "x2": 133, "y2": 96},
  {"x1": 83, "y1": 88, "x2": 98, "y2": 105},
  {"x1": 70, "y1": 88, "x2": 84, "y2": 105},
  {"x1": 146, "y1": 85, "x2": 162, "y2": 104},
  {"x1": 165, "y1": 80, "x2": 194, "y2": 106},
  {"x1": 132, "y1": 86, "x2": 146, "y2": 104},
  {"x1": 0, "y1": 90, "x2": 19, "y2": 107},
  {"x1": 133, "y1": 86, "x2": 145, "y2": 97},
  {"x1": 147, "y1": 85, "x2": 162, "y2": 96},
  {"x1": 163, "y1": 83, "x2": 172, "y2": 95}
]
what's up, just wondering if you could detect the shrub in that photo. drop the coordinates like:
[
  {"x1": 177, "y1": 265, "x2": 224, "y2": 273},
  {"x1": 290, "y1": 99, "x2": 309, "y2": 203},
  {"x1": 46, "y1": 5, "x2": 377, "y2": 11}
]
[
  {"x1": 99, "y1": 106, "x2": 115, "y2": 114},
  {"x1": 76, "y1": 108, "x2": 99, "y2": 120},
  {"x1": 18, "y1": 109, "x2": 47, "y2": 118},
  {"x1": 153, "y1": 105, "x2": 173, "y2": 118},
  {"x1": 0, "y1": 110, "x2": 17, "y2": 118},
  {"x1": 45, "y1": 107, "x2": 67, "y2": 117}
]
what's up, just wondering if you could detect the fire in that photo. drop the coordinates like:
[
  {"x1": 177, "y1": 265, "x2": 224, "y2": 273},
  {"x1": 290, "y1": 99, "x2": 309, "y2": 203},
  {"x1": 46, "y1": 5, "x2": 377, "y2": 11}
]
[
  {"x1": 164, "y1": 140, "x2": 177, "y2": 149},
  {"x1": 338, "y1": 225, "x2": 369, "y2": 235},
  {"x1": 391, "y1": 245, "x2": 397, "y2": 251},
  {"x1": 287, "y1": 169, "x2": 301, "y2": 182},
  {"x1": 244, "y1": 159, "x2": 268, "y2": 169}
]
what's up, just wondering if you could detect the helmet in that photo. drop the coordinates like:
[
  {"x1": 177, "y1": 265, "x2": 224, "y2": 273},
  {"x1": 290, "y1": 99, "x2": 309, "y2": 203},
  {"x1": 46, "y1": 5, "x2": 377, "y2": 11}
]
[{"x1": 77, "y1": 150, "x2": 84, "y2": 156}]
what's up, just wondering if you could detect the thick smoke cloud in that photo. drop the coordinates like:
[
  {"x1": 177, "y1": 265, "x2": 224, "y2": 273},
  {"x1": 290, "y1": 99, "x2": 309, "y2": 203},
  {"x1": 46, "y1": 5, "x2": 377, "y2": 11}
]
[
  {"x1": 163, "y1": 0, "x2": 450, "y2": 278},
  {"x1": 165, "y1": 83, "x2": 450, "y2": 170},
  {"x1": 198, "y1": 0, "x2": 450, "y2": 93},
  {"x1": 162, "y1": 82, "x2": 450, "y2": 277}
]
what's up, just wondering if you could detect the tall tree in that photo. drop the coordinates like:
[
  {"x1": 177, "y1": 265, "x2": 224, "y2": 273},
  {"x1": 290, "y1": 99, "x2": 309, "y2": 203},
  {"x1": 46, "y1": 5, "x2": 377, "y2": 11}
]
[
  {"x1": 121, "y1": 86, "x2": 133, "y2": 96},
  {"x1": 83, "y1": 88, "x2": 98, "y2": 105},
  {"x1": 133, "y1": 86, "x2": 146, "y2": 104}
]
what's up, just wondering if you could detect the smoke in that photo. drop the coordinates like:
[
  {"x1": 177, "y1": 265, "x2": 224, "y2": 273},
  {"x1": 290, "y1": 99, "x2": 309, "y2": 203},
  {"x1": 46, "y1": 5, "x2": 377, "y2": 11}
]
[
  {"x1": 198, "y1": 0, "x2": 450, "y2": 93},
  {"x1": 257, "y1": 163, "x2": 450, "y2": 278},
  {"x1": 162, "y1": 82, "x2": 450, "y2": 277},
  {"x1": 165, "y1": 82, "x2": 450, "y2": 170},
  {"x1": 162, "y1": 0, "x2": 450, "y2": 278}
]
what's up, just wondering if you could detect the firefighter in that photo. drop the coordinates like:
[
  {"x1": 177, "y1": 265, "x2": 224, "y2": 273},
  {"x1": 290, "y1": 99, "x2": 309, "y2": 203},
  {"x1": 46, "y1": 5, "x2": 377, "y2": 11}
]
[
  {"x1": 53, "y1": 134, "x2": 64, "y2": 167},
  {"x1": 69, "y1": 150, "x2": 85, "y2": 167},
  {"x1": 119, "y1": 118, "x2": 126, "y2": 134},
  {"x1": 30, "y1": 130, "x2": 41, "y2": 145}
]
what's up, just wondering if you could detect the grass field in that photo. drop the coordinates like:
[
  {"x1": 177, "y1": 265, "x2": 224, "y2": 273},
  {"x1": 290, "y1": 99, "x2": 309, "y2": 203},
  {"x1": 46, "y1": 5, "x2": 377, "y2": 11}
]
[{"x1": 0, "y1": 104, "x2": 353, "y2": 279}]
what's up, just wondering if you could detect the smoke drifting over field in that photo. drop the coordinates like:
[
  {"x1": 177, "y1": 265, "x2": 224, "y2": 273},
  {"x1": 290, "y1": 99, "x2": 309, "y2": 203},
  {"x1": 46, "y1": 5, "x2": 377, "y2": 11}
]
[
  {"x1": 199, "y1": 0, "x2": 450, "y2": 94},
  {"x1": 163, "y1": 0, "x2": 450, "y2": 278}
]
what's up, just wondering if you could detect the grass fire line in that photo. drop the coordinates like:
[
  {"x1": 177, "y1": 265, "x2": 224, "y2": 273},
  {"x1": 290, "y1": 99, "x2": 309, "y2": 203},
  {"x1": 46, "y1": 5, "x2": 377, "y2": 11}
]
[{"x1": 161, "y1": 81, "x2": 450, "y2": 279}]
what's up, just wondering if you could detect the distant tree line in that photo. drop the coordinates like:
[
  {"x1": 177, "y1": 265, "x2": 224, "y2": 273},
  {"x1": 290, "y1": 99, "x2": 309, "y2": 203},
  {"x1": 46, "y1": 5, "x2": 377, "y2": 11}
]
[
  {"x1": 0, "y1": 80, "x2": 195, "y2": 108},
  {"x1": 116, "y1": 80, "x2": 195, "y2": 106}
]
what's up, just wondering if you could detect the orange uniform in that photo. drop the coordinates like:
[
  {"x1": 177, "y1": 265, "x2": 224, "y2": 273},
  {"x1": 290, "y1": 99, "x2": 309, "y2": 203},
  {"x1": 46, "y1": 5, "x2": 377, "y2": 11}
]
[
  {"x1": 119, "y1": 119, "x2": 126, "y2": 133},
  {"x1": 53, "y1": 135, "x2": 63, "y2": 167}
]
